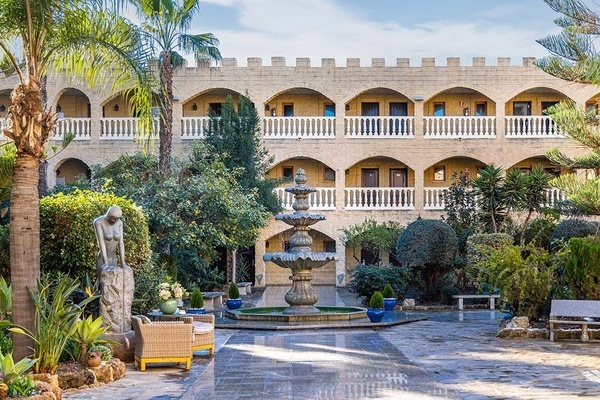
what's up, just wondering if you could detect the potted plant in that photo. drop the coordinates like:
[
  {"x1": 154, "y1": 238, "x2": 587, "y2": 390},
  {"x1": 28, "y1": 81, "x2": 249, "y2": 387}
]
[
  {"x1": 226, "y1": 282, "x2": 242, "y2": 310},
  {"x1": 158, "y1": 282, "x2": 185, "y2": 314},
  {"x1": 382, "y1": 284, "x2": 397, "y2": 311},
  {"x1": 188, "y1": 288, "x2": 206, "y2": 314},
  {"x1": 367, "y1": 291, "x2": 385, "y2": 323}
]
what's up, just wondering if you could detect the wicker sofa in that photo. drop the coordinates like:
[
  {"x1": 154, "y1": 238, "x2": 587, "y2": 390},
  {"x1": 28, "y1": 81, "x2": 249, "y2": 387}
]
[
  {"x1": 190, "y1": 314, "x2": 215, "y2": 355},
  {"x1": 132, "y1": 315, "x2": 193, "y2": 371}
]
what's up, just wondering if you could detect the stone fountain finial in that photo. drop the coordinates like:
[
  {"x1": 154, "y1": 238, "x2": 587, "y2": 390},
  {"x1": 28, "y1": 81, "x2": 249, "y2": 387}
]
[{"x1": 263, "y1": 169, "x2": 338, "y2": 314}]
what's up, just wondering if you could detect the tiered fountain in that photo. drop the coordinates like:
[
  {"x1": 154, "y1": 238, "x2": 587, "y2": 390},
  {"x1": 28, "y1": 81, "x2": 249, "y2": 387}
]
[{"x1": 225, "y1": 169, "x2": 367, "y2": 322}]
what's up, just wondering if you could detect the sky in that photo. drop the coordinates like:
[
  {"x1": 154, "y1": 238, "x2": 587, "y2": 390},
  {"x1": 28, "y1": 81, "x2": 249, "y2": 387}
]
[{"x1": 184, "y1": 0, "x2": 565, "y2": 66}]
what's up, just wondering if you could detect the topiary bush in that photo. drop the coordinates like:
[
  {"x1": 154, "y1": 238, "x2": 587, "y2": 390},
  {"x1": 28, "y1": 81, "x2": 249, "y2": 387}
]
[
  {"x1": 228, "y1": 282, "x2": 240, "y2": 299},
  {"x1": 348, "y1": 263, "x2": 408, "y2": 302},
  {"x1": 381, "y1": 284, "x2": 395, "y2": 299},
  {"x1": 39, "y1": 189, "x2": 152, "y2": 278},
  {"x1": 189, "y1": 288, "x2": 204, "y2": 309},
  {"x1": 563, "y1": 237, "x2": 600, "y2": 300},
  {"x1": 369, "y1": 291, "x2": 384, "y2": 309},
  {"x1": 396, "y1": 219, "x2": 458, "y2": 301},
  {"x1": 550, "y1": 219, "x2": 598, "y2": 251}
]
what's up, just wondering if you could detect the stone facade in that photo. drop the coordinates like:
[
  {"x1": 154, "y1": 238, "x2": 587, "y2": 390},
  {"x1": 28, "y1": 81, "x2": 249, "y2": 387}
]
[{"x1": 0, "y1": 56, "x2": 592, "y2": 287}]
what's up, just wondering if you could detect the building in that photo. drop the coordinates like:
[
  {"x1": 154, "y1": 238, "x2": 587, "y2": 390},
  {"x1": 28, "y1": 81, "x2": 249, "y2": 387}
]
[{"x1": 0, "y1": 56, "x2": 591, "y2": 287}]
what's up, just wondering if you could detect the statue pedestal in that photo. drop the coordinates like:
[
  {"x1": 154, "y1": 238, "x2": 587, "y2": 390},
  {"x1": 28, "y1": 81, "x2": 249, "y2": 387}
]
[
  {"x1": 99, "y1": 264, "x2": 134, "y2": 334},
  {"x1": 104, "y1": 331, "x2": 135, "y2": 362}
]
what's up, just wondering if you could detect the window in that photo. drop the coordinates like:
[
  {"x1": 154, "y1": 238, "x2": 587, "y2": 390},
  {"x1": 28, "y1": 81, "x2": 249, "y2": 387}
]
[
  {"x1": 209, "y1": 103, "x2": 222, "y2": 115},
  {"x1": 433, "y1": 166, "x2": 445, "y2": 181},
  {"x1": 586, "y1": 102, "x2": 598, "y2": 114},
  {"x1": 475, "y1": 102, "x2": 487, "y2": 116},
  {"x1": 283, "y1": 166, "x2": 294, "y2": 181},
  {"x1": 324, "y1": 104, "x2": 335, "y2": 117},
  {"x1": 433, "y1": 103, "x2": 445, "y2": 116},
  {"x1": 323, "y1": 240, "x2": 336, "y2": 253},
  {"x1": 283, "y1": 104, "x2": 294, "y2": 117},
  {"x1": 324, "y1": 167, "x2": 335, "y2": 181}
]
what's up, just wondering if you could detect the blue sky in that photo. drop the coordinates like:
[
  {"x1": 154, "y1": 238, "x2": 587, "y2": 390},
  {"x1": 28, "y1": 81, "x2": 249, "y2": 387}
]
[{"x1": 186, "y1": 0, "x2": 564, "y2": 66}]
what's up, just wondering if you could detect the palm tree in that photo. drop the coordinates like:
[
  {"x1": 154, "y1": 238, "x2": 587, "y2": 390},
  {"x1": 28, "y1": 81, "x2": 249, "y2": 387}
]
[
  {"x1": 133, "y1": 0, "x2": 221, "y2": 177},
  {"x1": 0, "y1": 0, "x2": 154, "y2": 359},
  {"x1": 472, "y1": 165, "x2": 506, "y2": 233}
]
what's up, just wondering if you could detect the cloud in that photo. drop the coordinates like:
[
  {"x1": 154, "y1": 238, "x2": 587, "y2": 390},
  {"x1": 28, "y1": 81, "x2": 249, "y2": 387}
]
[{"x1": 191, "y1": 0, "x2": 560, "y2": 66}]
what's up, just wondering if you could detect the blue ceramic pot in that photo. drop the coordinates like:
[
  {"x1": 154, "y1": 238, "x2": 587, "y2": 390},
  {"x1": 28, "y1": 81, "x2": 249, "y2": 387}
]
[
  {"x1": 384, "y1": 298, "x2": 397, "y2": 311},
  {"x1": 367, "y1": 308, "x2": 385, "y2": 323},
  {"x1": 227, "y1": 298, "x2": 242, "y2": 310},
  {"x1": 187, "y1": 308, "x2": 206, "y2": 315}
]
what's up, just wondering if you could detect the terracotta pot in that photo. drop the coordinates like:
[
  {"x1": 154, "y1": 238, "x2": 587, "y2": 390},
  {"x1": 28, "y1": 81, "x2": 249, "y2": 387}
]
[{"x1": 87, "y1": 353, "x2": 101, "y2": 368}]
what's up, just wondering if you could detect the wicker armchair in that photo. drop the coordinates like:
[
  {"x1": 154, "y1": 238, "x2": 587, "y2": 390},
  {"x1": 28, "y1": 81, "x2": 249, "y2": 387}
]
[
  {"x1": 132, "y1": 315, "x2": 193, "y2": 371},
  {"x1": 190, "y1": 314, "x2": 215, "y2": 355}
]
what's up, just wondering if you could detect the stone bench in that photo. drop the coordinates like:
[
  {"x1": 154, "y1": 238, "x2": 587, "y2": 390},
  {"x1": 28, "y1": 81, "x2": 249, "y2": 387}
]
[
  {"x1": 452, "y1": 294, "x2": 500, "y2": 310},
  {"x1": 202, "y1": 292, "x2": 224, "y2": 312},
  {"x1": 237, "y1": 282, "x2": 252, "y2": 295},
  {"x1": 550, "y1": 299, "x2": 600, "y2": 342}
]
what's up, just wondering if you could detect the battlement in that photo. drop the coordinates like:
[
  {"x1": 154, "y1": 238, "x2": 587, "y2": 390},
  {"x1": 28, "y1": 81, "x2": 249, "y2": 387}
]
[{"x1": 210, "y1": 56, "x2": 538, "y2": 68}]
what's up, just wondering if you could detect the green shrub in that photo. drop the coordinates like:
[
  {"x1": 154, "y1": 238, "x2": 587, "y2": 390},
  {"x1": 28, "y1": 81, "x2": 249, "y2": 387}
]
[
  {"x1": 369, "y1": 291, "x2": 384, "y2": 309},
  {"x1": 228, "y1": 282, "x2": 240, "y2": 299},
  {"x1": 190, "y1": 288, "x2": 204, "y2": 309},
  {"x1": 465, "y1": 233, "x2": 514, "y2": 292},
  {"x1": 348, "y1": 263, "x2": 408, "y2": 301},
  {"x1": 396, "y1": 219, "x2": 458, "y2": 300},
  {"x1": 132, "y1": 258, "x2": 167, "y2": 315},
  {"x1": 381, "y1": 284, "x2": 395, "y2": 299},
  {"x1": 39, "y1": 189, "x2": 152, "y2": 279},
  {"x1": 563, "y1": 237, "x2": 600, "y2": 299},
  {"x1": 483, "y1": 245, "x2": 555, "y2": 319},
  {"x1": 0, "y1": 351, "x2": 37, "y2": 398},
  {"x1": 550, "y1": 219, "x2": 598, "y2": 250}
]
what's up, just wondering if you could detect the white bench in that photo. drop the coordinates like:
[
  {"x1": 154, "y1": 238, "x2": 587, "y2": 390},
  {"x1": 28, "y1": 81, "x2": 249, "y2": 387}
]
[
  {"x1": 236, "y1": 282, "x2": 252, "y2": 295},
  {"x1": 452, "y1": 294, "x2": 500, "y2": 310},
  {"x1": 550, "y1": 299, "x2": 600, "y2": 342},
  {"x1": 202, "y1": 292, "x2": 224, "y2": 312}
]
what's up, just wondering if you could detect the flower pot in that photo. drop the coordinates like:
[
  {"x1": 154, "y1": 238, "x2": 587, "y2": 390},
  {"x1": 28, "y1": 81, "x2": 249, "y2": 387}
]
[
  {"x1": 366, "y1": 308, "x2": 385, "y2": 323},
  {"x1": 187, "y1": 308, "x2": 206, "y2": 315},
  {"x1": 159, "y1": 298, "x2": 178, "y2": 314},
  {"x1": 384, "y1": 298, "x2": 397, "y2": 311},
  {"x1": 227, "y1": 298, "x2": 242, "y2": 310},
  {"x1": 87, "y1": 353, "x2": 102, "y2": 368}
]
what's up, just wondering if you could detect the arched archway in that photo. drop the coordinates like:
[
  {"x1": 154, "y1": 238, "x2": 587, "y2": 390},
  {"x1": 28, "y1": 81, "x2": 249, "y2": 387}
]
[{"x1": 55, "y1": 158, "x2": 91, "y2": 185}]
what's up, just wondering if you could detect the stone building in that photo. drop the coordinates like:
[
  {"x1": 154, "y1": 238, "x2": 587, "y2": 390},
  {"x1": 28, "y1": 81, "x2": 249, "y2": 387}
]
[{"x1": 0, "y1": 56, "x2": 592, "y2": 287}]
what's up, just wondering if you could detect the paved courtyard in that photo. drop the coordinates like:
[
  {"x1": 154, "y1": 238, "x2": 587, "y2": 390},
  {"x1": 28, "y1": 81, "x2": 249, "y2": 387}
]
[{"x1": 63, "y1": 288, "x2": 600, "y2": 400}]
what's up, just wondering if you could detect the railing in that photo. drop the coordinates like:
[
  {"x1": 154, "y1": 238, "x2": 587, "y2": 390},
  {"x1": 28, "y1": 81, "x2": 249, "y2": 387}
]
[
  {"x1": 52, "y1": 118, "x2": 91, "y2": 141},
  {"x1": 264, "y1": 116, "x2": 335, "y2": 139},
  {"x1": 543, "y1": 188, "x2": 568, "y2": 207},
  {"x1": 424, "y1": 187, "x2": 448, "y2": 210},
  {"x1": 275, "y1": 187, "x2": 335, "y2": 210},
  {"x1": 505, "y1": 116, "x2": 563, "y2": 138},
  {"x1": 100, "y1": 117, "x2": 159, "y2": 140},
  {"x1": 181, "y1": 117, "x2": 213, "y2": 139},
  {"x1": 344, "y1": 187, "x2": 415, "y2": 210},
  {"x1": 424, "y1": 116, "x2": 496, "y2": 138},
  {"x1": 345, "y1": 116, "x2": 414, "y2": 138}
]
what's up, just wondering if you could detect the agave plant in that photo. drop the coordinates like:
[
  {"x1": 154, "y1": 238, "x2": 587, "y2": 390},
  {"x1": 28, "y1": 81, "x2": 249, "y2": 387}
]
[
  {"x1": 70, "y1": 315, "x2": 108, "y2": 363},
  {"x1": 0, "y1": 350, "x2": 37, "y2": 398}
]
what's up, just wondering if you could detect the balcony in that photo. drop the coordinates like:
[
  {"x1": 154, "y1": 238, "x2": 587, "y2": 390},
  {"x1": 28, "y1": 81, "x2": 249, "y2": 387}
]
[
  {"x1": 100, "y1": 118, "x2": 159, "y2": 140},
  {"x1": 423, "y1": 187, "x2": 448, "y2": 210},
  {"x1": 424, "y1": 116, "x2": 496, "y2": 138},
  {"x1": 345, "y1": 116, "x2": 414, "y2": 138},
  {"x1": 181, "y1": 117, "x2": 211, "y2": 139},
  {"x1": 344, "y1": 187, "x2": 415, "y2": 210},
  {"x1": 275, "y1": 187, "x2": 335, "y2": 210},
  {"x1": 53, "y1": 118, "x2": 91, "y2": 141},
  {"x1": 505, "y1": 116, "x2": 563, "y2": 138},
  {"x1": 264, "y1": 117, "x2": 335, "y2": 139}
]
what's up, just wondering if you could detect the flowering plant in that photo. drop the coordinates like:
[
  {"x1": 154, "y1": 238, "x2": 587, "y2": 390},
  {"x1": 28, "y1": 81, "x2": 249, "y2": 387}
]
[{"x1": 158, "y1": 282, "x2": 185, "y2": 301}]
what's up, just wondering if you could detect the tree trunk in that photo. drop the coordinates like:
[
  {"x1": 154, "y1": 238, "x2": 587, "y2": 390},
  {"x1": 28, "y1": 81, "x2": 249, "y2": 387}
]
[
  {"x1": 10, "y1": 154, "x2": 40, "y2": 360},
  {"x1": 158, "y1": 51, "x2": 173, "y2": 178}
]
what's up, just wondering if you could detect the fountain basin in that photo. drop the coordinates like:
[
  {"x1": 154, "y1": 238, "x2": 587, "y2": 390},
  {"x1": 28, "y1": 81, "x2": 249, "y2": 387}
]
[{"x1": 225, "y1": 306, "x2": 367, "y2": 322}]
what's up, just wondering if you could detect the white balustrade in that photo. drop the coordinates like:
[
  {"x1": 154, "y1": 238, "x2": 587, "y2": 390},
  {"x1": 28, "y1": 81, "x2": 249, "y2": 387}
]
[
  {"x1": 345, "y1": 116, "x2": 414, "y2": 138},
  {"x1": 424, "y1": 116, "x2": 496, "y2": 138},
  {"x1": 100, "y1": 117, "x2": 159, "y2": 140},
  {"x1": 423, "y1": 187, "x2": 449, "y2": 210},
  {"x1": 275, "y1": 187, "x2": 336, "y2": 210},
  {"x1": 344, "y1": 187, "x2": 415, "y2": 210},
  {"x1": 264, "y1": 117, "x2": 335, "y2": 139},
  {"x1": 52, "y1": 118, "x2": 91, "y2": 141},
  {"x1": 543, "y1": 188, "x2": 568, "y2": 207},
  {"x1": 505, "y1": 116, "x2": 563, "y2": 138},
  {"x1": 181, "y1": 117, "x2": 214, "y2": 139}
]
